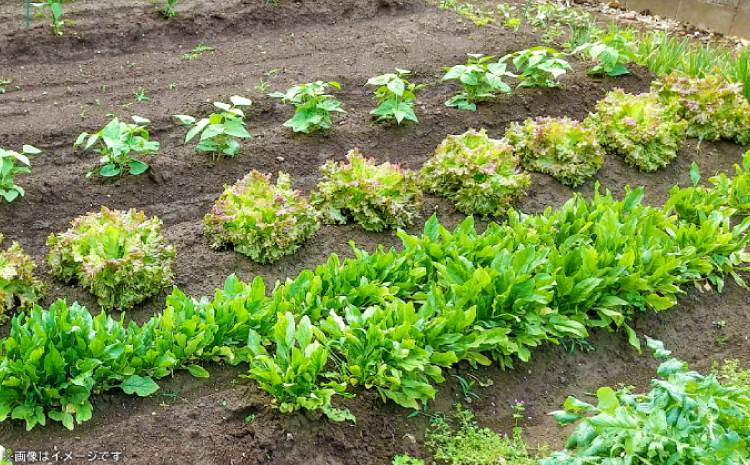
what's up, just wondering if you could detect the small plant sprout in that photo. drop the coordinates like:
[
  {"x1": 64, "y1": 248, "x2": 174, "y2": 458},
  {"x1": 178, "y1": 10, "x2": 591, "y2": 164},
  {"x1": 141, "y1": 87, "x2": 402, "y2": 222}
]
[
  {"x1": 0, "y1": 78, "x2": 11, "y2": 94},
  {"x1": 161, "y1": 0, "x2": 181, "y2": 18},
  {"x1": 75, "y1": 116, "x2": 159, "y2": 177},
  {"x1": 32, "y1": 0, "x2": 75, "y2": 35},
  {"x1": 134, "y1": 89, "x2": 150, "y2": 102},
  {"x1": 365, "y1": 68, "x2": 424, "y2": 125},
  {"x1": 501, "y1": 47, "x2": 572, "y2": 88},
  {"x1": 0, "y1": 145, "x2": 42, "y2": 202},
  {"x1": 181, "y1": 45, "x2": 215, "y2": 61},
  {"x1": 174, "y1": 95, "x2": 253, "y2": 160},
  {"x1": 442, "y1": 54, "x2": 516, "y2": 110},
  {"x1": 268, "y1": 81, "x2": 347, "y2": 133}
]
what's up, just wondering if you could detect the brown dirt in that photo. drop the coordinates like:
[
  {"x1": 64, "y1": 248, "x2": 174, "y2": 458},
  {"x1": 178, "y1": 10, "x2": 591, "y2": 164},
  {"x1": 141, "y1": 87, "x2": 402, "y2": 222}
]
[{"x1": 1, "y1": 0, "x2": 749, "y2": 463}]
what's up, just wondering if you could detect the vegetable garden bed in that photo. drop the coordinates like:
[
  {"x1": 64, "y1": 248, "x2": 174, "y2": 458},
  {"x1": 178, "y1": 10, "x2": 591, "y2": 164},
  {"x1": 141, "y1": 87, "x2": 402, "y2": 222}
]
[{"x1": 1, "y1": 0, "x2": 749, "y2": 463}]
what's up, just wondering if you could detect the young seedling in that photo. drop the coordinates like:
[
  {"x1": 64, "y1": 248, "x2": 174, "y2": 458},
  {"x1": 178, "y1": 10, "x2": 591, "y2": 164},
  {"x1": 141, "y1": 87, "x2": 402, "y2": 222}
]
[
  {"x1": 75, "y1": 116, "x2": 159, "y2": 177},
  {"x1": 181, "y1": 45, "x2": 215, "y2": 61},
  {"x1": 501, "y1": 47, "x2": 572, "y2": 88},
  {"x1": 0, "y1": 145, "x2": 42, "y2": 202},
  {"x1": 173, "y1": 95, "x2": 253, "y2": 160},
  {"x1": 134, "y1": 89, "x2": 150, "y2": 102},
  {"x1": 161, "y1": 0, "x2": 180, "y2": 18},
  {"x1": 364, "y1": 68, "x2": 424, "y2": 125},
  {"x1": 32, "y1": 0, "x2": 75, "y2": 35},
  {"x1": 268, "y1": 81, "x2": 346, "y2": 133},
  {"x1": 0, "y1": 78, "x2": 11, "y2": 94},
  {"x1": 442, "y1": 54, "x2": 516, "y2": 110}
]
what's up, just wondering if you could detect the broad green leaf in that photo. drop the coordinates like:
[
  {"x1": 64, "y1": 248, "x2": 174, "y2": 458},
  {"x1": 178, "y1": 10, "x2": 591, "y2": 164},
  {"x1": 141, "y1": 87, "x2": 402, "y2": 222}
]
[{"x1": 119, "y1": 375, "x2": 160, "y2": 396}]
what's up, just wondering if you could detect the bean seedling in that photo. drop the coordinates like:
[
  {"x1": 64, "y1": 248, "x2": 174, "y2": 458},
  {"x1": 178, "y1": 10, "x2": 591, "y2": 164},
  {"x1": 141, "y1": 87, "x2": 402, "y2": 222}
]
[
  {"x1": 269, "y1": 81, "x2": 346, "y2": 133},
  {"x1": 32, "y1": 0, "x2": 75, "y2": 35},
  {"x1": 75, "y1": 116, "x2": 159, "y2": 177},
  {"x1": 365, "y1": 68, "x2": 424, "y2": 125},
  {"x1": 0, "y1": 145, "x2": 42, "y2": 202},
  {"x1": 442, "y1": 54, "x2": 515, "y2": 110},
  {"x1": 173, "y1": 95, "x2": 253, "y2": 160}
]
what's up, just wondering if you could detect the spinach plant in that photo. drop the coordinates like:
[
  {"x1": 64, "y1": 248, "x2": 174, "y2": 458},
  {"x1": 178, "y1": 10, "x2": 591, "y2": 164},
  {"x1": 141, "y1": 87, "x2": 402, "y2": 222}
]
[
  {"x1": 268, "y1": 81, "x2": 346, "y2": 133},
  {"x1": 502, "y1": 47, "x2": 572, "y2": 88},
  {"x1": 0, "y1": 145, "x2": 42, "y2": 202},
  {"x1": 543, "y1": 338, "x2": 750, "y2": 465},
  {"x1": 442, "y1": 54, "x2": 515, "y2": 110},
  {"x1": 75, "y1": 116, "x2": 159, "y2": 177},
  {"x1": 174, "y1": 95, "x2": 253, "y2": 160},
  {"x1": 244, "y1": 312, "x2": 354, "y2": 421},
  {"x1": 574, "y1": 31, "x2": 637, "y2": 76},
  {"x1": 32, "y1": 0, "x2": 75, "y2": 35},
  {"x1": 365, "y1": 68, "x2": 424, "y2": 125}
]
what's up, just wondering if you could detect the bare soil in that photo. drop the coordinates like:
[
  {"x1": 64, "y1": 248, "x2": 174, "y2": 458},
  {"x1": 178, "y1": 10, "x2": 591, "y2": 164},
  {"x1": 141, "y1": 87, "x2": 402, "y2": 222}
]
[{"x1": 1, "y1": 0, "x2": 749, "y2": 463}]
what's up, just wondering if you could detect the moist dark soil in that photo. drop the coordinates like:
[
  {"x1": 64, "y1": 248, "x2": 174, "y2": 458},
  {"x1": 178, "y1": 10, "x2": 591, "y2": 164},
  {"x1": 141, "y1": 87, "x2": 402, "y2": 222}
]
[{"x1": 1, "y1": 0, "x2": 749, "y2": 463}]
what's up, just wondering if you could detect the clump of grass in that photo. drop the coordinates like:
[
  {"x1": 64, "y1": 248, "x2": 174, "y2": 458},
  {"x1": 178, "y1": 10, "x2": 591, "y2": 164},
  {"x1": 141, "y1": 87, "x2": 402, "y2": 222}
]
[{"x1": 635, "y1": 31, "x2": 749, "y2": 102}]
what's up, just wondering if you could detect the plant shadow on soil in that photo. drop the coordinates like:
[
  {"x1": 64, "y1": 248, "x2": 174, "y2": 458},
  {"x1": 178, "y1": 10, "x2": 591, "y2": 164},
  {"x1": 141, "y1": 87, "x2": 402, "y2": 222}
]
[{"x1": 1, "y1": 0, "x2": 749, "y2": 463}]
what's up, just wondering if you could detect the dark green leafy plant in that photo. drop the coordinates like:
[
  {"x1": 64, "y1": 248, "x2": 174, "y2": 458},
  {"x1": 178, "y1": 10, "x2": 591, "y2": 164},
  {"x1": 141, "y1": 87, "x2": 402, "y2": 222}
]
[
  {"x1": 75, "y1": 116, "x2": 159, "y2": 177},
  {"x1": 0, "y1": 235, "x2": 46, "y2": 325},
  {"x1": 203, "y1": 170, "x2": 320, "y2": 264},
  {"x1": 501, "y1": 47, "x2": 572, "y2": 88},
  {"x1": 543, "y1": 337, "x2": 750, "y2": 465},
  {"x1": 651, "y1": 73, "x2": 750, "y2": 145},
  {"x1": 0, "y1": 145, "x2": 42, "y2": 202},
  {"x1": 665, "y1": 150, "x2": 750, "y2": 228},
  {"x1": 420, "y1": 128, "x2": 530, "y2": 217},
  {"x1": 31, "y1": 0, "x2": 74, "y2": 35},
  {"x1": 573, "y1": 31, "x2": 637, "y2": 76},
  {"x1": 442, "y1": 54, "x2": 516, "y2": 110},
  {"x1": 310, "y1": 148, "x2": 422, "y2": 231},
  {"x1": 586, "y1": 88, "x2": 688, "y2": 172},
  {"x1": 268, "y1": 81, "x2": 346, "y2": 133},
  {"x1": 47, "y1": 207, "x2": 176, "y2": 310},
  {"x1": 173, "y1": 95, "x2": 253, "y2": 160},
  {"x1": 506, "y1": 116, "x2": 605, "y2": 187},
  {"x1": 321, "y1": 300, "x2": 444, "y2": 410},
  {"x1": 243, "y1": 311, "x2": 354, "y2": 421},
  {"x1": 365, "y1": 68, "x2": 424, "y2": 125}
]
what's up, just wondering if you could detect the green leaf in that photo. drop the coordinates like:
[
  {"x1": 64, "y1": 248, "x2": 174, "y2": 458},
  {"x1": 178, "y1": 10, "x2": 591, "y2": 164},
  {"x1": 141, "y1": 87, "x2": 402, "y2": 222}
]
[
  {"x1": 186, "y1": 365, "x2": 210, "y2": 378},
  {"x1": 119, "y1": 375, "x2": 160, "y2": 396}
]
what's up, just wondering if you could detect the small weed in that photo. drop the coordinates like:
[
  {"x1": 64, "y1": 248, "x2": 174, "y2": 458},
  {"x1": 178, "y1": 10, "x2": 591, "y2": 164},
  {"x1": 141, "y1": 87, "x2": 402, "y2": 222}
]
[
  {"x1": 426, "y1": 404, "x2": 539, "y2": 465},
  {"x1": 264, "y1": 68, "x2": 278, "y2": 77},
  {"x1": 127, "y1": 61, "x2": 137, "y2": 68},
  {"x1": 182, "y1": 45, "x2": 215, "y2": 61},
  {"x1": 160, "y1": 390, "x2": 179, "y2": 400},
  {"x1": 254, "y1": 79, "x2": 270, "y2": 92},
  {"x1": 0, "y1": 78, "x2": 12, "y2": 94},
  {"x1": 559, "y1": 336, "x2": 595, "y2": 354},
  {"x1": 717, "y1": 335, "x2": 731, "y2": 347},
  {"x1": 245, "y1": 414, "x2": 256, "y2": 423},
  {"x1": 713, "y1": 359, "x2": 750, "y2": 387},
  {"x1": 392, "y1": 455, "x2": 424, "y2": 465},
  {"x1": 451, "y1": 374, "x2": 481, "y2": 401},
  {"x1": 168, "y1": 83, "x2": 176, "y2": 90},
  {"x1": 134, "y1": 89, "x2": 150, "y2": 102}
]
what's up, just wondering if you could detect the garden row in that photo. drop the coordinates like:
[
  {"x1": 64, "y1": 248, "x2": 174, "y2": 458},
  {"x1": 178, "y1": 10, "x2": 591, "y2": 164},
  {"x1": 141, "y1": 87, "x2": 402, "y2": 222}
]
[
  {"x1": 2, "y1": 147, "x2": 750, "y2": 430},
  {"x1": 2, "y1": 70, "x2": 749, "y2": 318}
]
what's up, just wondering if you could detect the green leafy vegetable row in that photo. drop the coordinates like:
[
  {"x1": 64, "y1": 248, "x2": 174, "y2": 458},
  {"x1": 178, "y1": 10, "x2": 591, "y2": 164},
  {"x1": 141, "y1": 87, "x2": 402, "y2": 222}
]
[{"x1": 3, "y1": 153, "x2": 750, "y2": 430}]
